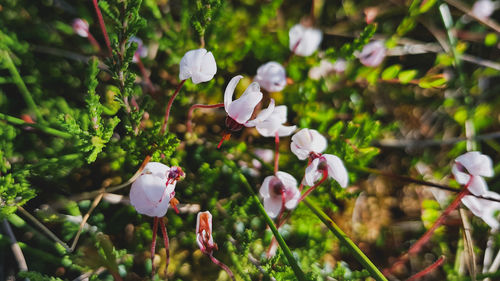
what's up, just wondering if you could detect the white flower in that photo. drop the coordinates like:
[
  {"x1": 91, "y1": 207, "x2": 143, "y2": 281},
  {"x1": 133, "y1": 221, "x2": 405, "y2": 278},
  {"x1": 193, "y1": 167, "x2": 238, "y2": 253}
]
[
  {"x1": 304, "y1": 154, "x2": 348, "y2": 187},
  {"x1": 259, "y1": 172, "x2": 300, "y2": 218},
  {"x1": 462, "y1": 190, "x2": 500, "y2": 229},
  {"x1": 179, "y1": 48, "x2": 217, "y2": 84},
  {"x1": 254, "y1": 62, "x2": 287, "y2": 92},
  {"x1": 472, "y1": 0, "x2": 495, "y2": 19},
  {"x1": 246, "y1": 104, "x2": 296, "y2": 137},
  {"x1": 72, "y1": 18, "x2": 89, "y2": 38},
  {"x1": 129, "y1": 162, "x2": 177, "y2": 217},
  {"x1": 196, "y1": 211, "x2": 218, "y2": 253},
  {"x1": 358, "y1": 41, "x2": 386, "y2": 67},
  {"x1": 452, "y1": 151, "x2": 494, "y2": 196},
  {"x1": 289, "y1": 24, "x2": 323, "y2": 56},
  {"x1": 309, "y1": 59, "x2": 347, "y2": 80},
  {"x1": 129, "y1": 37, "x2": 148, "y2": 63},
  {"x1": 224, "y1": 75, "x2": 264, "y2": 126},
  {"x1": 290, "y1": 128, "x2": 327, "y2": 160}
]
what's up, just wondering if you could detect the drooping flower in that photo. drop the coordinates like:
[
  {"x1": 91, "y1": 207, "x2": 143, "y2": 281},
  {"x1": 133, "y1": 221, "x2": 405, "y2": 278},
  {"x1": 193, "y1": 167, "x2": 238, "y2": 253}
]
[
  {"x1": 246, "y1": 104, "x2": 296, "y2": 137},
  {"x1": 452, "y1": 151, "x2": 494, "y2": 195},
  {"x1": 462, "y1": 190, "x2": 500, "y2": 229},
  {"x1": 72, "y1": 18, "x2": 89, "y2": 37},
  {"x1": 224, "y1": 75, "x2": 266, "y2": 129},
  {"x1": 129, "y1": 36, "x2": 148, "y2": 63},
  {"x1": 358, "y1": 41, "x2": 386, "y2": 67},
  {"x1": 289, "y1": 23, "x2": 323, "y2": 56},
  {"x1": 129, "y1": 162, "x2": 183, "y2": 217},
  {"x1": 259, "y1": 172, "x2": 300, "y2": 218},
  {"x1": 290, "y1": 128, "x2": 327, "y2": 160},
  {"x1": 472, "y1": 0, "x2": 495, "y2": 19},
  {"x1": 179, "y1": 48, "x2": 217, "y2": 84},
  {"x1": 196, "y1": 211, "x2": 218, "y2": 254},
  {"x1": 304, "y1": 154, "x2": 348, "y2": 187},
  {"x1": 254, "y1": 62, "x2": 287, "y2": 92}
]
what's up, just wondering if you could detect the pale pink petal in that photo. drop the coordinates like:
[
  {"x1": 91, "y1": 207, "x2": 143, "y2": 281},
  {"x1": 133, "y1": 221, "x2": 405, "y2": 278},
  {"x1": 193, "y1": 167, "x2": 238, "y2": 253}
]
[
  {"x1": 308, "y1": 130, "x2": 328, "y2": 154},
  {"x1": 260, "y1": 176, "x2": 273, "y2": 198},
  {"x1": 246, "y1": 99, "x2": 275, "y2": 127},
  {"x1": 323, "y1": 154, "x2": 349, "y2": 188},
  {"x1": 227, "y1": 82, "x2": 263, "y2": 124},
  {"x1": 468, "y1": 175, "x2": 488, "y2": 196},
  {"x1": 289, "y1": 24, "x2": 323, "y2": 56},
  {"x1": 304, "y1": 158, "x2": 322, "y2": 186},
  {"x1": 272, "y1": 106, "x2": 288, "y2": 124},
  {"x1": 276, "y1": 125, "x2": 297, "y2": 137},
  {"x1": 143, "y1": 162, "x2": 169, "y2": 178},
  {"x1": 291, "y1": 129, "x2": 327, "y2": 160},
  {"x1": 276, "y1": 171, "x2": 298, "y2": 189},
  {"x1": 456, "y1": 151, "x2": 494, "y2": 177},
  {"x1": 179, "y1": 49, "x2": 205, "y2": 81},
  {"x1": 358, "y1": 41, "x2": 386, "y2": 67},
  {"x1": 255, "y1": 120, "x2": 282, "y2": 137},
  {"x1": 263, "y1": 197, "x2": 282, "y2": 218},
  {"x1": 452, "y1": 163, "x2": 471, "y2": 185},
  {"x1": 285, "y1": 188, "x2": 300, "y2": 210},
  {"x1": 224, "y1": 75, "x2": 244, "y2": 112},
  {"x1": 472, "y1": 0, "x2": 495, "y2": 19},
  {"x1": 254, "y1": 62, "x2": 287, "y2": 92},
  {"x1": 461, "y1": 195, "x2": 483, "y2": 217}
]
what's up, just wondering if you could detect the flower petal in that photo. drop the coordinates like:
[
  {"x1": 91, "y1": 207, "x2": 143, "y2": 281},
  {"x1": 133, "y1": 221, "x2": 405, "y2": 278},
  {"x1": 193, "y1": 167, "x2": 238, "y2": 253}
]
[
  {"x1": 246, "y1": 99, "x2": 275, "y2": 127},
  {"x1": 224, "y1": 75, "x2": 244, "y2": 112},
  {"x1": 468, "y1": 175, "x2": 488, "y2": 196},
  {"x1": 304, "y1": 158, "x2": 322, "y2": 186},
  {"x1": 323, "y1": 154, "x2": 349, "y2": 188},
  {"x1": 263, "y1": 197, "x2": 282, "y2": 218},
  {"x1": 276, "y1": 125, "x2": 297, "y2": 137},
  {"x1": 456, "y1": 151, "x2": 494, "y2": 177},
  {"x1": 260, "y1": 175, "x2": 274, "y2": 198},
  {"x1": 227, "y1": 82, "x2": 263, "y2": 124}
]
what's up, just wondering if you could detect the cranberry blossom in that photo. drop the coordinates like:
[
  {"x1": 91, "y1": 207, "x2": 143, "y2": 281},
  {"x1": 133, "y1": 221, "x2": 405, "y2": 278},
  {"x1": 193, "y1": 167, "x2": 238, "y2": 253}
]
[
  {"x1": 260, "y1": 172, "x2": 300, "y2": 218},
  {"x1": 246, "y1": 103, "x2": 296, "y2": 137},
  {"x1": 254, "y1": 62, "x2": 287, "y2": 92},
  {"x1": 289, "y1": 23, "x2": 323, "y2": 56},
  {"x1": 129, "y1": 162, "x2": 180, "y2": 217},
  {"x1": 196, "y1": 211, "x2": 218, "y2": 254},
  {"x1": 462, "y1": 190, "x2": 500, "y2": 229},
  {"x1": 358, "y1": 41, "x2": 386, "y2": 67},
  {"x1": 72, "y1": 18, "x2": 89, "y2": 37},
  {"x1": 452, "y1": 151, "x2": 494, "y2": 195},
  {"x1": 290, "y1": 128, "x2": 327, "y2": 160},
  {"x1": 179, "y1": 48, "x2": 217, "y2": 84}
]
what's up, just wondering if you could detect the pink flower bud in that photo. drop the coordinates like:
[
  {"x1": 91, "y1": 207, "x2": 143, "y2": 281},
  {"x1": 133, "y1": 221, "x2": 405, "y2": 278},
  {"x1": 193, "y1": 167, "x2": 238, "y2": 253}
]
[
  {"x1": 289, "y1": 24, "x2": 323, "y2": 56},
  {"x1": 196, "y1": 211, "x2": 218, "y2": 254},
  {"x1": 72, "y1": 18, "x2": 89, "y2": 38},
  {"x1": 358, "y1": 41, "x2": 386, "y2": 67}
]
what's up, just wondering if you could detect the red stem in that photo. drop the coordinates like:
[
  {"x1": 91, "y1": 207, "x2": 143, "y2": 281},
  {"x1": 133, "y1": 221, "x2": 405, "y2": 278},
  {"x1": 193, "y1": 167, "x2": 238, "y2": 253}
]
[
  {"x1": 151, "y1": 217, "x2": 159, "y2": 278},
  {"x1": 208, "y1": 254, "x2": 236, "y2": 281},
  {"x1": 385, "y1": 178, "x2": 473, "y2": 274},
  {"x1": 217, "y1": 131, "x2": 231, "y2": 149},
  {"x1": 298, "y1": 170, "x2": 328, "y2": 203},
  {"x1": 86, "y1": 32, "x2": 102, "y2": 52},
  {"x1": 160, "y1": 79, "x2": 186, "y2": 135},
  {"x1": 406, "y1": 256, "x2": 445, "y2": 281},
  {"x1": 187, "y1": 103, "x2": 224, "y2": 133},
  {"x1": 135, "y1": 54, "x2": 154, "y2": 93},
  {"x1": 274, "y1": 133, "x2": 280, "y2": 174},
  {"x1": 159, "y1": 218, "x2": 170, "y2": 277},
  {"x1": 91, "y1": 0, "x2": 112, "y2": 56},
  {"x1": 275, "y1": 191, "x2": 287, "y2": 226},
  {"x1": 283, "y1": 39, "x2": 301, "y2": 67}
]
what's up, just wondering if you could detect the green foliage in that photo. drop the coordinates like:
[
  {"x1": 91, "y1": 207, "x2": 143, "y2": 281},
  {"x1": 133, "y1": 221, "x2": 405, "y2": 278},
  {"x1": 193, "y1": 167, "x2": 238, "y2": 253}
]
[
  {"x1": 18, "y1": 271, "x2": 65, "y2": 281},
  {"x1": 190, "y1": 0, "x2": 222, "y2": 39},
  {"x1": 0, "y1": 171, "x2": 34, "y2": 219}
]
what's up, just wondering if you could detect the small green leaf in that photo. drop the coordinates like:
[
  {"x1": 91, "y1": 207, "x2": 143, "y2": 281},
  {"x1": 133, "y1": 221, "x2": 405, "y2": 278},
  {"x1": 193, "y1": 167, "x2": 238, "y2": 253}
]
[
  {"x1": 485, "y1": 33, "x2": 498, "y2": 47},
  {"x1": 418, "y1": 74, "x2": 447, "y2": 88},
  {"x1": 398, "y1": 70, "x2": 418, "y2": 84},
  {"x1": 381, "y1": 64, "x2": 402, "y2": 80}
]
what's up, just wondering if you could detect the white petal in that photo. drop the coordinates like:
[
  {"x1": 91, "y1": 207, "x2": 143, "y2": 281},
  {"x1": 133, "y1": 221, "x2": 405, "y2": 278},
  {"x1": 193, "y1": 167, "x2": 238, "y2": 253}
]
[
  {"x1": 224, "y1": 75, "x2": 244, "y2": 112},
  {"x1": 179, "y1": 49, "x2": 205, "y2": 81},
  {"x1": 358, "y1": 41, "x2": 386, "y2": 67},
  {"x1": 276, "y1": 171, "x2": 298, "y2": 189},
  {"x1": 309, "y1": 130, "x2": 328, "y2": 154},
  {"x1": 143, "y1": 162, "x2": 169, "y2": 178},
  {"x1": 227, "y1": 82, "x2": 263, "y2": 124},
  {"x1": 254, "y1": 62, "x2": 287, "y2": 92},
  {"x1": 472, "y1": 0, "x2": 495, "y2": 19},
  {"x1": 452, "y1": 163, "x2": 471, "y2": 185},
  {"x1": 461, "y1": 195, "x2": 483, "y2": 217},
  {"x1": 263, "y1": 197, "x2": 282, "y2": 218},
  {"x1": 246, "y1": 99, "x2": 275, "y2": 127},
  {"x1": 285, "y1": 188, "x2": 301, "y2": 210},
  {"x1": 200, "y1": 51, "x2": 217, "y2": 77},
  {"x1": 260, "y1": 176, "x2": 274, "y2": 198},
  {"x1": 277, "y1": 125, "x2": 297, "y2": 137},
  {"x1": 272, "y1": 106, "x2": 288, "y2": 124},
  {"x1": 256, "y1": 119, "x2": 282, "y2": 137},
  {"x1": 323, "y1": 154, "x2": 349, "y2": 188},
  {"x1": 456, "y1": 151, "x2": 494, "y2": 177},
  {"x1": 468, "y1": 176, "x2": 488, "y2": 196},
  {"x1": 289, "y1": 24, "x2": 323, "y2": 56},
  {"x1": 304, "y1": 158, "x2": 321, "y2": 186},
  {"x1": 291, "y1": 128, "x2": 327, "y2": 160}
]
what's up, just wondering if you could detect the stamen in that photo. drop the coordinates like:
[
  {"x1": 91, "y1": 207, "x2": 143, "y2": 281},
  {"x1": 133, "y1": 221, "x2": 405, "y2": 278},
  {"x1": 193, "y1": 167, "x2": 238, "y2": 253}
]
[{"x1": 217, "y1": 132, "x2": 231, "y2": 149}]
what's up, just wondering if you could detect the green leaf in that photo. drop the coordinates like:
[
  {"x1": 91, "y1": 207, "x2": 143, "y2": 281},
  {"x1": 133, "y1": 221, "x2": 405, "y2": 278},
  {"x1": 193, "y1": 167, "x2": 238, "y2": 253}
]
[
  {"x1": 418, "y1": 74, "x2": 447, "y2": 88},
  {"x1": 381, "y1": 64, "x2": 402, "y2": 80},
  {"x1": 398, "y1": 70, "x2": 418, "y2": 84}
]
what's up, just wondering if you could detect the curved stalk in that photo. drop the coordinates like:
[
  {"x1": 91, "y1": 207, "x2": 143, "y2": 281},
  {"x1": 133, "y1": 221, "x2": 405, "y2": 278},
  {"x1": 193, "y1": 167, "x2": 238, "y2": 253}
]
[{"x1": 161, "y1": 79, "x2": 186, "y2": 135}]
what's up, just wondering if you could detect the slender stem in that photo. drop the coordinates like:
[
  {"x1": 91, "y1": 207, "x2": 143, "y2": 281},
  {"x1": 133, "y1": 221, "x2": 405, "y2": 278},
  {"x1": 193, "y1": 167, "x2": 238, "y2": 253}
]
[
  {"x1": 187, "y1": 103, "x2": 224, "y2": 133},
  {"x1": 161, "y1": 79, "x2": 186, "y2": 135},
  {"x1": 298, "y1": 170, "x2": 328, "y2": 203},
  {"x1": 0, "y1": 112, "x2": 72, "y2": 138},
  {"x1": 237, "y1": 171, "x2": 307, "y2": 281},
  {"x1": 92, "y1": 0, "x2": 112, "y2": 56},
  {"x1": 2, "y1": 219, "x2": 28, "y2": 274},
  {"x1": 17, "y1": 206, "x2": 71, "y2": 252},
  {"x1": 134, "y1": 54, "x2": 154, "y2": 93},
  {"x1": 207, "y1": 254, "x2": 236, "y2": 281},
  {"x1": 151, "y1": 217, "x2": 158, "y2": 278},
  {"x1": 407, "y1": 256, "x2": 446, "y2": 281},
  {"x1": 86, "y1": 33, "x2": 102, "y2": 52},
  {"x1": 159, "y1": 218, "x2": 170, "y2": 277},
  {"x1": 0, "y1": 50, "x2": 44, "y2": 122},
  {"x1": 69, "y1": 190, "x2": 104, "y2": 252},
  {"x1": 283, "y1": 39, "x2": 301, "y2": 67},
  {"x1": 385, "y1": 181, "x2": 471, "y2": 274},
  {"x1": 274, "y1": 133, "x2": 279, "y2": 174},
  {"x1": 275, "y1": 191, "x2": 286, "y2": 226},
  {"x1": 303, "y1": 198, "x2": 388, "y2": 281}
]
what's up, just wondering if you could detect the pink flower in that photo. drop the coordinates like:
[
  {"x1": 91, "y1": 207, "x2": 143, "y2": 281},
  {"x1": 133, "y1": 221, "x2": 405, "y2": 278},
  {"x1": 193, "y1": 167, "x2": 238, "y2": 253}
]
[
  {"x1": 289, "y1": 24, "x2": 323, "y2": 56},
  {"x1": 452, "y1": 151, "x2": 494, "y2": 195},
  {"x1": 254, "y1": 62, "x2": 287, "y2": 92},
  {"x1": 72, "y1": 18, "x2": 89, "y2": 38},
  {"x1": 246, "y1": 104, "x2": 296, "y2": 137},
  {"x1": 129, "y1": 36, "x2": 148, "y2": 63},
  {"x1": 462, "y1": 190, "x2": 500, "y2": 229},
  {"x1": 129, "y1": 162, "x2": 183, "y2": 217},
  {"x1": 472, "y1": 0, "x2": 495, "y2": 19},
  {"x1": 290, "y1": 128, "x2": 327, "y2": 160},
  {"x1": 304, "y1": 154, "x2": 348, "y2": 187},
  {"x1": 196, "y1": 211, "x2": 218, "y2": 254},
  {"x1": 259, "y1": 172, "x2": 300, "y2": 218},
  {"x1": 358, "y1": 41, "x2": 386, "y2": 67},
  {"x1": 179, "y1": 48, "x2": 217, "y2": 84},
  {"x1": 224, "y1": 75, "x2": 266, "y2": 129}
]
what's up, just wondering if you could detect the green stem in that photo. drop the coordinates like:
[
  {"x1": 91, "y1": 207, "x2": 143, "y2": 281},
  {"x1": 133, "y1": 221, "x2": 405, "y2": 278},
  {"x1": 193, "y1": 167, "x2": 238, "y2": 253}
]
[
  {"x1": 0, "y1": 112, "x2": 71, "y2": 139},
  {"x1": 303, "y1": 198, "x2": 388, "y2": 281},
  {"x1": 237, "y1": 172, "x2": 307, "y2": 281},
  {"x1": 0, "y1": 50, "x2": 44, "y2": 122}
]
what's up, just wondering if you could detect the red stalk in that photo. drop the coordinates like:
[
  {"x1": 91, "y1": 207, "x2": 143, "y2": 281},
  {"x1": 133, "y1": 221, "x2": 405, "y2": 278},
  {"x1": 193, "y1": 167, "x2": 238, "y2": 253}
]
[
  {"x1": 274, "y1": 132, "x2": 280, "y2": 174},
  {"x1": 186, "y1": 103, "x2": 224, "y2": 133},
  {"x1": 160, "y1": 79, "x2": 186, "y2": 135},
  {"x1": 406, "y1": 256, "x2": 445, "y2": 281},
  {"x1": 91, "y1": 0, "x2": 112, "y2": 56},
  {"x1": 151, "y1": 217, "x2": 159, "y2": 278},
  {"x1": 86, "y1": 32, "x2": 102, "y2": 52},
  {"x1": 159, "y1": 218, "x2": 170, "y2": 277},
  {"x1": 298, "y1": 170, "x2": 328, "y2": 203},
  {"x1": 208, "y1": 254, "x2": 236, "y2": 281},
  {"x1": 217, "y1": 132, "x2": 231, "y2": 149}
]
